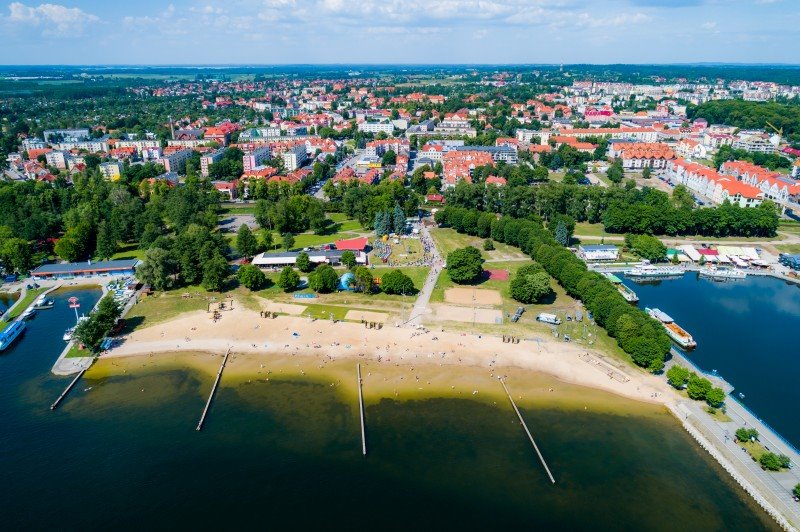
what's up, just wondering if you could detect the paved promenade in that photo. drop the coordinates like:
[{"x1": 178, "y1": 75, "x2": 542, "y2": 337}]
[
  {"x1": 668, "y1": 351, "x2": 800, "y2": 529},
  {"x1": 407, "y1": 224, "x2": 443, "y2": 327}
]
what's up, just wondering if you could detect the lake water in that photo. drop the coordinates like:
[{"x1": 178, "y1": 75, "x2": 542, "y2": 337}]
[
  {"x1": 621, "y1": 274, "x2": 800, "y2": 449},
  {"x1": 0, "y1": 287, "x2": 778, "y2": 530}
]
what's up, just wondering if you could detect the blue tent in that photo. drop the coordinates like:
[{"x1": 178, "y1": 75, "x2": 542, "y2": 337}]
[{"x1": 338, "y1": 272, "x2": 355, "y2": 291}]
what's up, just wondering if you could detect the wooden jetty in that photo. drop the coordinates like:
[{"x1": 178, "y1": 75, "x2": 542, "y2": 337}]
[
  {"x1": 357, "y1": 363, "x2": 367, "y2": 456},
  {"x1": 196, "y1": 348, "x2": 231, "y2": 431},
  {"x1": 500, "y1": 379, "x2": 556, "y2": 484},
  {"x1": 50, "y1": 368, "x2": 87, "y2": 410}
]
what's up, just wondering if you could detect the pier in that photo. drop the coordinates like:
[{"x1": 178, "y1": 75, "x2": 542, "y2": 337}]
[
  {"x1": 357, "y1": 363, "x2": 367, "y2": 455},
  {"x1": 196, "y1": 348, "x2": 231, "y2": 431},
  {"x1": 500, "y1": 379, "x2": 556, "y2": 484},
  {"x1": 50, "y1": 368, "x2": 87, "y2": 410}
]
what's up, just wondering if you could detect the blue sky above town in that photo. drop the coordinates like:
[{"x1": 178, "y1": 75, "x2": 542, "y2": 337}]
[{"x1": 0, "y1": 0, "x2": 797, "y2": 64}]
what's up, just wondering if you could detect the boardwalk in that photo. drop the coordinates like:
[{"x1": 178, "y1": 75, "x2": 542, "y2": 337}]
[{"x1": 407, "y1": 224, "x2": 442, "y2": 327}]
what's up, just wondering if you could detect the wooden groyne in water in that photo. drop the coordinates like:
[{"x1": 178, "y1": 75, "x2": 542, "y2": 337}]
[
  {"x1": 196, "y1": 348, "x2": 231, "y2": 431},
  {"x1": 500, "y1": 379, "x2": 556, "y2": 484},
  {"x1": 50, "y1": 368, "x2": 87, "y2": 410},
  {"x1": 357, "y1": 363, "x2": 367, "y2": 456}
]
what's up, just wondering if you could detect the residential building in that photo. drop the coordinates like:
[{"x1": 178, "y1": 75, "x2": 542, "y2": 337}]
[
  {"x1": 667, "y1": 159, "x2": 764, "y2": 208},
  {"x1": 242, "y1": 146, "x2": 271, "y2": 173},
  {"x1": 720, "y1": 160, "x2": 800, "y2": 206},
  {"x1": 732, "y1": 133, "x2": 776, "y2": 154},
  {"x1": 280, "y1": 143, "x2": 307, "y2": 171},
  {"x1": 44, "y1": 150, "x2": 69, "y2": 170},
  {"x1": 608, "y1": 142, "x2": 675, "y2": 169},
  {"x1": 357, "y1": 121, "x2": 395, "y2": 134},
  {"x1": 99, "y1": 161, "x2": 123, "y2": 180},
  {"x1": 200, "y1": 149, "x2": 226, "y2": 177},
  {"x1": 43, "y1": 128, "x2": 90, "y2": 142},
  {"x1": 162, "y1": 148, "x2": 194, "y2": 173},
  {"x1": 442, "y1": 150, "x2": 494, "y2": 189}
]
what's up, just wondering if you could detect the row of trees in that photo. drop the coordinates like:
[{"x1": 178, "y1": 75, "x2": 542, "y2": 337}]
[
  {"x1": 665, "y1": 365, "x2": 725, "y2": 407},
  {"x1": 73, "y1": 294, "x2": 122, "y2": 352},
  {"x1": 374, "y1": 205, "x2": 407, "y2": 237},
  {"x1": 442, "y1": 180, "x2": 780, "y2": 238},
  {"x1": 436, "y1": 206, "x2": 671, "y2": 371}
]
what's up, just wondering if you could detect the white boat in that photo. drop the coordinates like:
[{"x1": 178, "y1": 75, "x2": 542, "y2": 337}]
[
  {"x1": 64, "y1": 316, "x2": 88, "y2": 341},
  {"x1": 33, "y1": 295, "x2": 54, "y2": 309},
  {"x1": 646, "y1": 307, "x2": 697, "y2": 349},
  {"x1": 21, "y1": 307, "x2": 36, "y2": 320},
  {"x1": 698, "y1": 266, "x2": 746, "y2": 280},
  {"x1": 0, "y1": 320, "x2": 26, "y2": 351},
  {"x1": 626, "y1": 261, "x2": 684, "y2": 279}
]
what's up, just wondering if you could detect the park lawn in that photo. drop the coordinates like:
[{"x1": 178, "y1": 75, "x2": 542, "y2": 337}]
[
  {"x1": 740, "y1": 440, "x2": 769, "y2": 463},
  {"x1": 299, "y1": 303, "x2": 380, "y2": 322},
  {"x1": 124, "y1": 286, "x2": 219, "y2": 329},
  {"x1": 219, "y1": 203, "x2": 257, "y2": 216},
  {"x1": 326, "y1": 213, "x2": 364, "y2": 233},
  {"x1": 573, "y1": 222, "x2": 621, "y2": 238},
  {"x1": 66, "y1": 344, "x2": 92, "y2": 358},
  {"x1": 370, "y1": 237, "x2": 425, "y2": 266},
  {"x1": 548, "y1": 170, "x2": 566, "y2": 182},
  {"x1": 429, "y1": 228, "x2": 526, "y2": 261},
  {"x1": 778, "y1": 220, "x2": 800, "y2": 235},
  {"x1": 110, "y1": 242, "x2": 146, "y2": 261},
  {"x1": 430, "y1": 260, "x2": 534, "y2": 304},
  {"x1": 776, "y1": 244, "x2": 800, "y2": 254}
]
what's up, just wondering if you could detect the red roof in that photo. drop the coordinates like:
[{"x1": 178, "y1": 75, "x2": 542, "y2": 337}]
[{"x1": 335, "y1": 237, "x2": 369, "y2": 251}]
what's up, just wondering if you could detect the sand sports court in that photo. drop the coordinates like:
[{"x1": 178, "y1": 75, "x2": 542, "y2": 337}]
[
  {"x1": 434, "y1": 304, "x2": 503, "y2": 324},
  {"x1": 445, "y1": 287, "x2": 503, "y2": 306}
]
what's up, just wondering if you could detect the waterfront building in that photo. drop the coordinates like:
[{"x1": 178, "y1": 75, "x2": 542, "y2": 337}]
[
  {"x1": 578, "y1": 244, "x2": 620, "y2": 261},
  {"x1": 31, "y1": 259, "x2": 140, "y2": 280}
]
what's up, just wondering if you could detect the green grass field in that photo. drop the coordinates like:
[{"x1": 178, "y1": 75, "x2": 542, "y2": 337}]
[
  {"x1": 429, "y1": 228, "x2": 527, "y2": 261},
  {"x1": 110, "y1": 242, "x2": 146, "y2": 261},
  {"x1": 776, "y1": 244, "x2": 800, "y2": 254},
  {"x1": 0, "y1": 287, "x2": 46, "y2": 332}
]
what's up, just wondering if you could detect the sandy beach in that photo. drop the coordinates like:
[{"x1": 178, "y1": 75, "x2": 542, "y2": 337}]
[{"x1": 101, "y1": 301, "x2": 673, "y2": 406}]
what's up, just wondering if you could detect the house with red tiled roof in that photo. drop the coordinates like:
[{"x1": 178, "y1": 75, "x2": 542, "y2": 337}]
[
  {"x1": 441, "y1": 150, "x2": 494, "y2": 189},
  {"x1": 609, "y1": 142, "x2": 675, "y2": 169},
  {"x1": 667, "y1": 159, "x2": 764, "y2": 208},
  {"x1": 485, "y1": 175, "x2": 507, "y2": 187},
  {"x1": 720, "y1": 160, "x2": 800, "y2": 205}
]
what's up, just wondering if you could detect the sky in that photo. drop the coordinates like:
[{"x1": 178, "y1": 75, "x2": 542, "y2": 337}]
[{"x1": 0, "y1": 0, "x2": 798, "y2": 65}]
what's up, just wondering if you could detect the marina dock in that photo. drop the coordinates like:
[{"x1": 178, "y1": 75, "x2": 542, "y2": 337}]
[
  {"x1": 50, "y1": 368, "x2": 87, "y2": 410},
  {"x1": 357, "y1": 363, "x2": 367, "y2": 456},
  {"x1": 196, "y1": 348, "x2": 230, "y2": 431},
  {"x1": 500, "y1": 379, "x2": 556, "y2": 484}
]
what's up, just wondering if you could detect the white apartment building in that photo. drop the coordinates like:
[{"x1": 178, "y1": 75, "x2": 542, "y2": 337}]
[
  {"x1": 114, "y1": 139, "x2": 161, "y2": 152},
  {"x1": 43, "y1": 128, "x2": 90, "y2": 142},
  {"x1": 281, "y1": 143, "x2": 307, "y2": 171},
  {"x1": 357, "y1": 121, "x2": 395, "y2": 134},
  {"x1": 44, "y1": 150, "x2": 69, "y2": 169},
  {"x1": 52, "y1": 140, "x2": 109, "y2": 153},
  {"x1": 732, "y1": 134, "x2": 776, "y2": 154},
  {"x1": 21, "y1": 138, "x2": 47, "y2": 151}
]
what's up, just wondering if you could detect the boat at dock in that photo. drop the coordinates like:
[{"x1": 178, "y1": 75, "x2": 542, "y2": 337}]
[
  {"x1": 602, "y1": 273, "x2": 639, "y2": 303},
  {"x1": 64, "y1": 316, "x2": 88, "y2": 341},
  {"x1": 20, "y1": 307, "x2": 36, "y2": 320},
  {"x1": 625, "y1": 261, "x2": 684, "y2": 279},
  {"x1": 698, "y1": 266, "x2": 746, "y2": 281},
  {"x1": 32, "y1": 295, "x2": 54, "y2": 309},
  {"x1": 0, "y1": 320, "x2": 26, "y2": 351},
  {"x1": 646, "y1": 307, "x2": 697, "y2": 349}
]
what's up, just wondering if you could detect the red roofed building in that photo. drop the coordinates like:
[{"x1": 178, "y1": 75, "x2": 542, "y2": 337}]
[
  {"x1": 667, "y1": 159, "x2": 764, "y2": 208},
  {"x1": 609, "y1": 142, "x2": 675, "y2": 169},
  {"x1": 335, "y1": 237, "x2": 369, "y2": 251},
  {"x1": 485, "y1": 175, "x2": 507, "y2": 187},
  {"x1": 720, "y1": 160, "x2": 800, "y2": 205},
  {"x1": 442, "y1": 150, "x2": 494, "y2": 189}
]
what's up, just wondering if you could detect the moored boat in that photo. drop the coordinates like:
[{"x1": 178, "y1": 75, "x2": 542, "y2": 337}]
[
  {"x1": 602, "y1": 272, "x2": 639, "y2": 303},
  {"x1": 20, "y1": 307, "x2": 36, "y2": 320},
  {"x1": 33, "y1": 295, "x2": 54, "y2": 309},
  {"x1": 625, "y1": 260, "x2": 684, "y2": 279},
  {"x1": 698, "y1": 266, "x2": 746, "y2": 281},
  {"x1": 0, "y1": 320, "x2": 26, "y2": 351},
  {"x1": 645, "y1": 307, "x2": 697, "y2": 349}
]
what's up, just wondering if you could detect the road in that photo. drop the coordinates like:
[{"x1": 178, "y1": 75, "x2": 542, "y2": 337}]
[{"x1": 407, "y1": 224, "x2": 443, "y2": 327}]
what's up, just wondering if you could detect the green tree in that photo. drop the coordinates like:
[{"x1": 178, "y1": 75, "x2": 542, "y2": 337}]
[
  {"x1": 308, "y1": 264, "x2": 338, "y2": 293},
  {"x1": 706, "y1": 387, "x2": 726, "y2": 408},
  {"x1": 793, "y1": 484, "x2": 800, "y2": 499},
  {"x1": 509, "y1": 265, "x2": 552, "y2": 304},
  {"x1": 735, "y1": 427, "x2": 758, "y2": 442},
  {"x1": 554, "y1": 221, "x2": 569, "y2": 246},
  {"x1": 375, "y1": 211, "x2": 388, "y2": 237},
  {"x1": 393, "y1": 204, "x2": 406, "y2": 234},
  {"x1": 483, "y1": 239, "x2": 495, "y2": 251},
  {"x1": 296, "y1": 251, "x2": 312, "y2": 273},
  {"x1": 642, "y1": 166, "x2": 652, "y2": 179},
  {"x1": 236, "y1": 224, "x2": 258, "y2": 259},
  {"x1": 261, "y1": 230, "x2": 274, "y2": 251},
  {"x1": 381, "y1": 269, "x2": 415, "y2": 295},
  {"x1": 630, "y1": 234, "x2": 667, "y2": 262},
  {"x1": 254, "y1": 199, "x2": 272, "y2": 230},
  {"x1": 136, "y1": 246, "x2": 175, "y2": 291},
  {"x1": 606, "y1": 161, "x2": 623, "y2": 183},
  {"x1": 759, "y1": 452, "x2": 783, "y2": 471},
  {"x1": 1, "y1": 237, "x2": 32, "y2": 273},
  {"x1": 94, "y1": 221, "x2": 117, "y2": 260},
  {"x1": 54, "y1": 232, "x2": 83, "y2": 262},
  {"x1": 201, "y1": 254, "x2": 229, "y2": 292},
  {"x1": 341, "y1": 250, "x2": 357, "y2": 270},
  {"x1": 446, "y1": 246, "x2": 484, "y2": 284},
  {"x1": 237, "y1": 264, "x2": 266, "y2": 290},
  {"x1": 687, "y1": 373, "x2": 712, "y2": 401},
  {"x1": 73, "y1": 294, "x2": 121, "y2": 352},
  {"x1": 282, "y1": 233, "x2": 295, "y2": 251},
  {"x1": 352, "y1": 266, "x2": 374, "y2": 293},
  {"x1": 277, "y1": 266, "x2": 300, "y2": 292},
  {"x1": 666, "y1": 365, "x2": 690, "y2": 389}
]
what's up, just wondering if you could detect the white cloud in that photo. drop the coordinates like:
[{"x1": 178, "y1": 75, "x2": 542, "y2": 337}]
[
  {"x1": 701, "y1": 21, "x2": 717, "y2": 29},
  {"x1": 6, "y1": 2, "x2": 99, "y2": 37}
]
